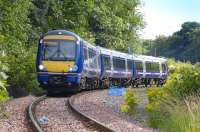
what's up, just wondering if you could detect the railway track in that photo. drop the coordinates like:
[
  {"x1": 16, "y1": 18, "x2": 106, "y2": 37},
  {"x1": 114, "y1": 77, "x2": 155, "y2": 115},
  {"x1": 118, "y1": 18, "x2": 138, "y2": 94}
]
[
  {"x1": 27, "y1": 95, "x2": 46, "y2": 132},
  {"x1": 27, "y1": 91, "x2": 115, "y2": 132},
  {"x1": 68, "y1": 91, "x2": 115, "y2": 132}
]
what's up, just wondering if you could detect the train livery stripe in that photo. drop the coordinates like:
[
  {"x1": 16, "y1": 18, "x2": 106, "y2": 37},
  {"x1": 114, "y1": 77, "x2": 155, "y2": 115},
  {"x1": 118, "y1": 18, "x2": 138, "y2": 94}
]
[
  {"x1": 42, "y1": 61, "x2": 75, "y2": 72},
  {"x1": 43, "y1": 35, "x2": 76, "y2": 41}
]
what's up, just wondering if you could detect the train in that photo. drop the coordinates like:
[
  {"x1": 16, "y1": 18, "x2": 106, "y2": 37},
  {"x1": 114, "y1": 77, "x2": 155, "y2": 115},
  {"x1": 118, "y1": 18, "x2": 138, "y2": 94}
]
[{"x1": 36, "y1": 30, "x2": 168, "y2": 93}]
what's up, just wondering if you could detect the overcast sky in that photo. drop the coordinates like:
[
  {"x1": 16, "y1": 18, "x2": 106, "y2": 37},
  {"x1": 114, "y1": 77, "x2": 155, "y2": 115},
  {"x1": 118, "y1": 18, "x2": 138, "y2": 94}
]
[{"x1": 140, "y1": 0, "x2": 200, "y2": 39}]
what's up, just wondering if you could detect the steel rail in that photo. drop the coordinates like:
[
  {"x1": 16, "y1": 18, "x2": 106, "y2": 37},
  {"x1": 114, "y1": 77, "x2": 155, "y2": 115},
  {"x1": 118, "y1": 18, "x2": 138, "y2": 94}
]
[
  {"x1": 27, "y1": 95, "x2": 46, "y2": 132},
  {"x1": 68, "y1": 91, "x2": 115, "y2": 132}
]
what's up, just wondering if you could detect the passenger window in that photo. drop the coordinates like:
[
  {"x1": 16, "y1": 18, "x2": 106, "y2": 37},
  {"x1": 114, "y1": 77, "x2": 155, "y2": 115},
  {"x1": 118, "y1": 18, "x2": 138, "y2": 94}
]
[
  {"x1": 113, "y1": 57, "x2": 125, "y2": 70},
  {"x1": 102, "y1": 56, "x2": 111, "y2": 70},
  {"x1": 154, "y1": 63, "x2": 160, "y2": 71},
  {"x1": 146, "y1": 62, "x2": 151, "y2": 72},
  {"x1": 135, "y1": 61, "x2": 143, "y2": 71}
]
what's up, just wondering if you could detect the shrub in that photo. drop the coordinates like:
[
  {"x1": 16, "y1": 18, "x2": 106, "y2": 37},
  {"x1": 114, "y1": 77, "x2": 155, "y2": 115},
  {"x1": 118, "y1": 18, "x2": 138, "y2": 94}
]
[
  {"x1": 145, "y1": 87, "x2": 167, "y2": 112},
  {"x1": 146, "y1": 60, "x2": 200, "y2": 130},
  {"x1": 0, "y1": 58, "x2": 9, "y2": 103},
  {"x1": 7, "y1": 48, "x2": 39, "y2": 97},
  {"x1": 164, "y1": 63, "x2": 200, "y2": 99},
  {"x1": 121, "y1": 88, "x2": 137, "y2": 113},
  {"x1": 145, "y1": 87, "x2": 168, "y2": 128}
]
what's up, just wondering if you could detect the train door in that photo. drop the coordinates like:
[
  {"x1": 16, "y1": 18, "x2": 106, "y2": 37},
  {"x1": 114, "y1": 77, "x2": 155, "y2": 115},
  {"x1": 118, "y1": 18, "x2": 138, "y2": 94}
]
[{"x1": 82, "y1": 43, "x2": 89, "y2": 77}]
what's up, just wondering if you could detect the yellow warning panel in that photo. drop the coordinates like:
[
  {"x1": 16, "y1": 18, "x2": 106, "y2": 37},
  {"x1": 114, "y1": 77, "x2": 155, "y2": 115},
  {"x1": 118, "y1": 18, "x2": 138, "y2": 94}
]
[{"x1": 42, "y1": 61, "x2": 75, "y2": 72}]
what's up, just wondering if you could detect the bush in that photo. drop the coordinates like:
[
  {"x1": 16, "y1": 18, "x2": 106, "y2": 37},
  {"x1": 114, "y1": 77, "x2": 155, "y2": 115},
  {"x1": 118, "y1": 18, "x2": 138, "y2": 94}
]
[
  {"x1": 145, "y1": 87, "x2": 168, "y2": 128},
  {"x1": 146, "y1": 60, "x2": 200, "y2": 130},
  {"x1": 164, "y1": 62, "x2": 200, "y2": 99},
  {"x1": 7, "y1": 47, "x2": 39, "y2": 97},
  {"x1": 145, "y1": 87, "x2": 167, "y2": 112},
  {"x1": 0, "y1": 57, "x2": 9, "y2": 103},
  {"x1": 121, "y1": 88, "x2": 137, "y2": 113}
]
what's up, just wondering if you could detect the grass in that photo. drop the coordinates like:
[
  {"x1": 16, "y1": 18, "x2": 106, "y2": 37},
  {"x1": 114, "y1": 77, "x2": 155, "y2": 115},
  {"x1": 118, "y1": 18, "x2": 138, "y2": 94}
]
[
  {"x1": 147, "y1": 95, "x2": 200, "y2": 132},
  {"x1": 121, "y1": 88, "x2": 151, "y2": 127}
]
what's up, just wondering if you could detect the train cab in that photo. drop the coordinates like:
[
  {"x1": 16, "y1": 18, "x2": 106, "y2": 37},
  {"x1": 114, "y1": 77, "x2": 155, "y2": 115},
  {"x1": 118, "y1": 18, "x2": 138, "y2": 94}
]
[{"x1": 36, "y1": 30, "x2": 83, "y2": 91}]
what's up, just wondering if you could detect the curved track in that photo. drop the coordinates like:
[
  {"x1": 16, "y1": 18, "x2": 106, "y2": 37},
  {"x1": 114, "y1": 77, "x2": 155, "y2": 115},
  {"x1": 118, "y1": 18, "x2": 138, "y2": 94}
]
[
  {"x1": 27, "y1": 91, "x2": 115, "y2": 132},
  {"x1": 68, "y1": 91, "x2": 115, "y2": 132},
  {"x1": 27, "y1": 95, "x2": 46, "y2": 132}
]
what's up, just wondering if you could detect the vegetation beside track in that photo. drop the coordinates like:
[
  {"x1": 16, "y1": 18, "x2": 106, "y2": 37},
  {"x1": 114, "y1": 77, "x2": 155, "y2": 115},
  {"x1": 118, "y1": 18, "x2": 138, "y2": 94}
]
[
  {"x1": 145, "y1": 60, "x2": 200, "y2": 131},
  {"x1": 121, "y1": 60, "x2": 200, "y2": 131}
]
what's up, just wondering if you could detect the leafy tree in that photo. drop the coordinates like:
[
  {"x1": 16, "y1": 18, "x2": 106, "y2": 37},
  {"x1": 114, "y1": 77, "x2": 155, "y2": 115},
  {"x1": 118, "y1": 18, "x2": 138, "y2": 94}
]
[
  {"x1": 30, "y1": 0, "x2": 143, "y2": 52},
  {"x1": 0, "y1": 0, "x2": 38, "y2": 97},
  {"x1": 144, "y1": 22, "x2": 200, "y2": 62},
  {"x1": 89, "y1": 0, "x2": 143, "y2": 52}
]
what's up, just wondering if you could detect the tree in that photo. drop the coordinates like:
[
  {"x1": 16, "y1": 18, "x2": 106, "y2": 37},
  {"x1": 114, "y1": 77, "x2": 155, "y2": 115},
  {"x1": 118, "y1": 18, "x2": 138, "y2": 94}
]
[
  {"x1": 30, "y1": 0, "x2": 143, "y2": 52},
  {"x1": 89, "y1": 0, "x2": 143, "y2": 52},
  {"x1": 144, "y1": 22, "x2": 200, "y2": 63},
  {"x1": 0, "y1": 0, "x2": 38, "y2": 97}
]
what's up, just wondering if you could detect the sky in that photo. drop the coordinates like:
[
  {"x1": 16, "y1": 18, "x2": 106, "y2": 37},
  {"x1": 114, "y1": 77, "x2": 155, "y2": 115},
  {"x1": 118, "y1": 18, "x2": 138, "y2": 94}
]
[{"x1": 140, "y1": 0, "x2": 200, "y2": 39}]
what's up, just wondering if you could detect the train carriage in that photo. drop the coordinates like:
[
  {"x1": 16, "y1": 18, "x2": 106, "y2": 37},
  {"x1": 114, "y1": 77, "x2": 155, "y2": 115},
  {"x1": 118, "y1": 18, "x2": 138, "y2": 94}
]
[
  {"x1": 81, "y1": 40, "x2": 101, "y2": 89},
  {"x1": 36, "y1": 30, "x2": 168, "y2": 93}
]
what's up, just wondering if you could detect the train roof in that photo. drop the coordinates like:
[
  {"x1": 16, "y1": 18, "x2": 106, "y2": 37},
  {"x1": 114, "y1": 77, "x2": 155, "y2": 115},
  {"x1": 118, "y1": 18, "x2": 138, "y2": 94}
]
[
  {"x1": 134, "y1": 54, "x2": 167, "y2": 63},
  {"x1": 42, "y1": 30, "x2": 81, "y2": 40},
  {"x1": 42, "y1": 30, "x2": 167, "y2": 63},
  {"x1": 98, "y1": 46, "x2": 132, "y2": 60}
]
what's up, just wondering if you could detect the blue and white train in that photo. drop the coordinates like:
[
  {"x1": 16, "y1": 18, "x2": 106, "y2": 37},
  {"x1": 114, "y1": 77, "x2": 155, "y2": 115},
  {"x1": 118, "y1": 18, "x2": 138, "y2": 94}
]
[{"x1": 36, "y1": 30, "x2": 168, "y2": 93}]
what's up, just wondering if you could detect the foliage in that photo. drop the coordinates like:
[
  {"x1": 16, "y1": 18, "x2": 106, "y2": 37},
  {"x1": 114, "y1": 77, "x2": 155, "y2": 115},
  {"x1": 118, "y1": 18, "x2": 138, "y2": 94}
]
[
  {"x1": 7, "y1": 48, "x2": 39, "y2": 97},
  {"x1": 30, "y1": 0, "x2": 143, "y2": 52},
  {"x1": 0, "y1": 56, "x2": 9, "y2": 103},
  {"x1": 145, "y1": 87, "x2": 168, "y2": 128},
  {"x1": 0, "y1": 0, "x2": 39, "y2": 97},
  {"x1": 143, "y1": 22, "x2": 200, "y2": 63},
  {"x1": 146, "y1": 61, "x2": 200, "y2": 130},
  {"x1": 145, "y1": 87, "x2": 167, "y2": 112},
  {"x1": 147, "y1": 96, "x2": 200, "y2": 132},
  {"x1": 164, "y1": 61, "x2": 200, "y2": 98},
  {"x1": 160, "y1": 96, "x2": 200, "y2": 132},
  {"x1": 121, "y1": 88, "x2": 137, "y2": 113}
]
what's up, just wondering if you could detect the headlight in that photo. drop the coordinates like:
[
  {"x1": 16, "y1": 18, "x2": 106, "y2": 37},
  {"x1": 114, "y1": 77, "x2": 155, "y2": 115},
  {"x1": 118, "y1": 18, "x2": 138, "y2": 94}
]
[
  {"x1": 69, "y1": 65, "x2": 78, "y2": 72},
  {"x1": 39, "y1": 64, "x2": 45, "y2": 70}
]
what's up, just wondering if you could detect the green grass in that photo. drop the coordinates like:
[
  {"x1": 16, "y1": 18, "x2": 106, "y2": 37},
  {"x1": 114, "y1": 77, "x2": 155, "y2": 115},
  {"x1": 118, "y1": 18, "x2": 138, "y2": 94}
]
[
  {"x1": 147, "y1": 95, "x2": 200, "y2": 132},
  {"x1": 121, "y1": 88, "x2": 151, "y2": 127}
]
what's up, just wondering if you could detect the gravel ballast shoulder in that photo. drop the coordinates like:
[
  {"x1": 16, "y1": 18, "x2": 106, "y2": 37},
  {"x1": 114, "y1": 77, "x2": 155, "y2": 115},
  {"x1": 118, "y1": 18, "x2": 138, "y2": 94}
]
[
  {"x1": 72, "y1": 89, "x2": 158, "y2": 132},
  {"x1": 0, "y1": 95, "x2": 35, "y2": 132},
  {"x1": 35, "y1": 97, "x2": 95, "y2": 132}
]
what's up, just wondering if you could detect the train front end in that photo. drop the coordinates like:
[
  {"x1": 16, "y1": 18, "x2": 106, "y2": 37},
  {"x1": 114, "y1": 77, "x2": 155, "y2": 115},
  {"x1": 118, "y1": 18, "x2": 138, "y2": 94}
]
[{"x1": 36, "y1": 30, "x2": 83, "y2": 92}]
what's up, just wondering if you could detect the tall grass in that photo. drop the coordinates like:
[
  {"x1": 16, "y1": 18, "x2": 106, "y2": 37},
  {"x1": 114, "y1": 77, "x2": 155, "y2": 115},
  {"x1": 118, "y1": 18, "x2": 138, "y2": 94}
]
[{"x1": 149, "y1": 95, "x2": 200, "y2": 132}]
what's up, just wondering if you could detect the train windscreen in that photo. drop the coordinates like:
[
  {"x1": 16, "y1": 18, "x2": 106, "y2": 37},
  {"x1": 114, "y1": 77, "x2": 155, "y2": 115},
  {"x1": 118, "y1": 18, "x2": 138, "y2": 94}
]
[{"x1": 42, "y1": 40, "x2": 76, "y2": 61}]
